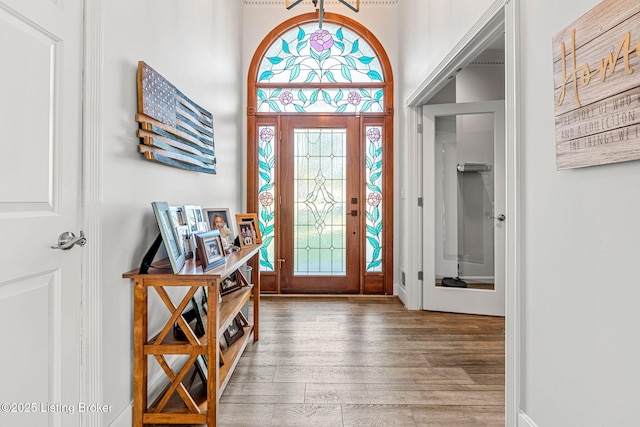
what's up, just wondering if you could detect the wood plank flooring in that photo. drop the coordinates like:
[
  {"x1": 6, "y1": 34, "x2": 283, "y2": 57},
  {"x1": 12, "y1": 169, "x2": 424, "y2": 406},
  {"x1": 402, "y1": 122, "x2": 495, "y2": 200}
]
[{"x1": 219, "y1": 296, "x2": 505, "y2": 426}]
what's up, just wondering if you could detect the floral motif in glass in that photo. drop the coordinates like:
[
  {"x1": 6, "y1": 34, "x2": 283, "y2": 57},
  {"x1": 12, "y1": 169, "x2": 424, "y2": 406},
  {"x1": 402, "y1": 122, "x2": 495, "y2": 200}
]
[
  {"x1": 365, "y1": 126, "x2": 383, "y2": 272},
  {"x1": 257, "y1": 125, "x2": 276, "y2": 271}
]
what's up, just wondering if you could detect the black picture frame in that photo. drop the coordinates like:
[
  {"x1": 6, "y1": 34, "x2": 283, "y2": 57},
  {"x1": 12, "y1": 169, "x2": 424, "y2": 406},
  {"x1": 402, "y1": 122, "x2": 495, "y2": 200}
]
[
  {"x1": 194, "y1": 354, "x2": 208, "y2": 383},
  {"x1": 173, "y1": 296, "x2": 206, "y2": 340},
  {"x1": 223, "y1": 315, "x2": 245, "y2": 347},
  {"x1": 220, "y1": 271, "x2": 242, "y2": 296}
]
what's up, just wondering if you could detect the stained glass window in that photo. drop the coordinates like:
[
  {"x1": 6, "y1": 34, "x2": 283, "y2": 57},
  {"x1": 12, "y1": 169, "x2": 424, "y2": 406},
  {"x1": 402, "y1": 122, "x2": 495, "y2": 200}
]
[
  {"x1": 256, "y1": 22, "x2": 385, "y2": 113},
  {"x1": 257, "y1": 125, "x2": 276, "y2": 271},
  {"x1": 365, "y1": 126, "x2": 383, "y2": 272}
]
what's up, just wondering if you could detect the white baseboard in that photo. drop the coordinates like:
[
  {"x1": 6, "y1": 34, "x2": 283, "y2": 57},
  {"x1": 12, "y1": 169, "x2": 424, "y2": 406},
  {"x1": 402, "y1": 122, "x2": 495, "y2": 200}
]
[
  {"x1": 518, "y1": 411, "x2": 539, "y2": 427},
  {"x1": 394, "y1": 281, "x2": 408, "y2": 307}
]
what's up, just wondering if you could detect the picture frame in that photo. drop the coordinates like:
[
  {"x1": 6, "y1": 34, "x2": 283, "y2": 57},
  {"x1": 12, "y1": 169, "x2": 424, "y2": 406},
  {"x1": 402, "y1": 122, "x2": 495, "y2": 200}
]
[
  {"x1": 194, "y1": 354, "x2": 208, "y2": 383},
  {"x1": 203, "y1": 208, "x2": 235, "y2": 251},
  {"x1": 220, "y1": 271, "x2": 242, "y2": 296},
  {"x1": 151, "y1": 201, "x2": 186, "y2": 274},
  {"x1": 223, "y1": 315, "x2": 245, "y2": 347},
  {"x1": 173, "y1": 296, "x2": 206, "y2": 340},
  {"x1": 184, "y1": 205, "x2": 208, "y2": 234},
  {"x1": 195, "y1": 230, "x2": 226, "y2": 271},
  {"x1": 235, "y1": 213, "x2": 262, "y2": 244}
]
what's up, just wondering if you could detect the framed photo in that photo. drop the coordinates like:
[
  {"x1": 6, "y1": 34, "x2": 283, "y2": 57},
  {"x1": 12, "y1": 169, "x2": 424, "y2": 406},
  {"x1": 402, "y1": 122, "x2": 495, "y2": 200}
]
[
  {"x1": 195, "y1": 230, "x2": 226, "y2": 271},
  {"x1": 175, "y1": 224, "x2": 193, "y2": 259},
  {"x1": 203, "y1": 208, "x2": 235, "y2": 251},
  {"x1": 184, "y1": 205, "x2": 208, "y2": 234},
  {"x1": 223, "y1": 315, "x2": 245, "y2": 347},
  {"x1": 151, "y1": 201, "x2": 185, "y2": 274},
  {"x1": 194, "y1": 354, "x2": 208, "y2": 383},
  {"x1": 235, "y1": 213, "x2": 262, "y2": 244},
  {"x1": 173, "y1": 296, "x2": 206, "y2": 340},
  {"x1": 220, "y1": 271, "x2": 242, "y2": 296}
]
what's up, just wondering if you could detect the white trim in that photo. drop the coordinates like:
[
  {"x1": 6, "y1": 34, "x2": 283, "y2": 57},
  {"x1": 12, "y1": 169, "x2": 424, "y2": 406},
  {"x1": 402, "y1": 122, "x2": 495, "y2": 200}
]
[
  {"x1": 81, "y1": 0, "x2": 104, "y2": 426},
  {"x1": 405, "y1": 0, "x2": 506, "y2": 108},
  {"x1": 518, "y1": 411, "x2": 539, "y2": 427},
  {"x1": 505, "y1": 0, "x2": 522, "y2": 426}
]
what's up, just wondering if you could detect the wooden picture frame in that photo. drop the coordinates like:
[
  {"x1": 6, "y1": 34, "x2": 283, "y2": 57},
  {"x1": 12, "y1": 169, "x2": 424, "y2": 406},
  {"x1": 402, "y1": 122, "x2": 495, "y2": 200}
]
[
  {"x1": 235, "y1": 213, "x2": 262, "y2": 244},
  {"x1": 203, "y1": 208, "x2": 235, "y2": 251},
  {"x1": 220, "y1": 271, "x2": 242, "y2": 296},
  {"x1": 195, "y1": 230, "x2": 226, "y2": 271},
  {"x1": 151, "y1": 201, "x2": 186, "y2": 274},
  {"x1": 223, "y1": 315, "x2": 245, "y2": 347}
]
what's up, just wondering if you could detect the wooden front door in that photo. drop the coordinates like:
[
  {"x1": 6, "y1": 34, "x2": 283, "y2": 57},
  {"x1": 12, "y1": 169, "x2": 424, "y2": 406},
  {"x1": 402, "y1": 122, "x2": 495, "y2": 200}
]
[{"x1": 279, "y1": 115, "x2": 361, "y2": 293}]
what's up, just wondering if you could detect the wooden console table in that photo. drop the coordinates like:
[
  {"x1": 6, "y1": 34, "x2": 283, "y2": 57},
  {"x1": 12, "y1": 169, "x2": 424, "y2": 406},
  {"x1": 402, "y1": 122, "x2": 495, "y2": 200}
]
[{"x1": 123, "y1": 245, "x2": 260, "y2": 426}]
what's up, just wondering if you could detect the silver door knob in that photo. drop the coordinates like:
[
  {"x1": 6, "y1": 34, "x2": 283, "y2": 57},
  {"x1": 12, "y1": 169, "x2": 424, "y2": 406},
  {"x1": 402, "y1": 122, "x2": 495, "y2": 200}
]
[
  {"x1": 51, "y1": 231, "x2": 87, "y2": 250},
  {"x1": 489, "y1": 214, "x2": 505, "y2": 222}
]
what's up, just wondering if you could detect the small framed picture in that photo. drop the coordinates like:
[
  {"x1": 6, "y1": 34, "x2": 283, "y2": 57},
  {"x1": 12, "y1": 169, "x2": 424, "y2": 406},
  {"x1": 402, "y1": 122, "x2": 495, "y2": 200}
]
[
  {"x1": 235, "y1": 213, "x2": 262, "y2": 244},
  {"x1": 151, "y1": 201, "x2": 185, "y2": 274},
  {"x1": 195, "y1": 230, "x2": 226, "y2": 271},
  {"x1": 203, "y1": 208, "x2": 235, "y2": 251},
  {"x1": 220, "y1": 271, "x2": 242, "y2": 296},
  {"x1": 184, "y1": 205, "x2": 208, "y2": 234},
  {"x1": 223, "y1": 315, "x2": 245, "y2": 347},
  {"x1": 173, "y1": 296, "x2": 206, "y2": 340},
  {"x1": 194, "y1": 354, "x2": 208, "y2": 383}
]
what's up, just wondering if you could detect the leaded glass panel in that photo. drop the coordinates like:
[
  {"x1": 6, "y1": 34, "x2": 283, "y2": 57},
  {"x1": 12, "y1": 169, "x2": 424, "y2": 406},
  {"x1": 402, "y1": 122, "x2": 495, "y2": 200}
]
[
  {"x1": 365, "y1": 126, "x2": 383, "y2": 272},
  {"x1": 257, "y1": 23, "x2": 384, "y2": 85},
  {"x1": 257, "y1": 87, "x2": 384, "y2": 113},
  {"x1": 294, "y1": 128, "x2": 347, "y2": 275},
  {"x1": 257, "y1": 125, "x2": 276, "y2": 271}
]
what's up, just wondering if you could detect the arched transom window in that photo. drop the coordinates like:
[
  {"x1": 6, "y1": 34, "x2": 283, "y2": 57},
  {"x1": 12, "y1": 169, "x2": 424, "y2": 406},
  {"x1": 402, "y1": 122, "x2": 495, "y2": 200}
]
[{"x1": 255, "y1": 21, "x2": 386, "y2": 113}]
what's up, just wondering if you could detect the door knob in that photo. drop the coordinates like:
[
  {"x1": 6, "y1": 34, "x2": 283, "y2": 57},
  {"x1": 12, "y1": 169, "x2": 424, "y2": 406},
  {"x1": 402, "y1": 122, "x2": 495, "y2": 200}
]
[
  {"x1": 51, "y1": 231, "x2": 87, "y2": 250},
  {"x1": 489, "y1": 214, "x2": 505, "y2": 222}
]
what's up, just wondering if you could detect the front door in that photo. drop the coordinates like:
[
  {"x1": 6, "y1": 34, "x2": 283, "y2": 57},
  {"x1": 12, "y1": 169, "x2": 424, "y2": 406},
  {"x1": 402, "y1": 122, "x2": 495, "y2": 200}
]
[
  {"x1": 0, "y1": 1, "x2": 84, "y2": 426},
  {"x1": 422, "y1": 101, "x2": 505, "y2": 316},
  {"x1": 280, "y1": 115, "x2": 361, "y2": 293}
]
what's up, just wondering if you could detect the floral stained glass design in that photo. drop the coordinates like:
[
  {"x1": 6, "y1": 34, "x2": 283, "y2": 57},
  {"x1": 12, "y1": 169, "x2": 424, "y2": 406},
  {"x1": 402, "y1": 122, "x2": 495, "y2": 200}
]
[
  {"x1": 258, "y1": 126, "x2": 276, "y2": 271},
  {"x1": 365, "y1": 126, "x2": 383, "y2": 272},
  {"x1": 256, "y1": 23, "x2": 385, "y2": 113}
]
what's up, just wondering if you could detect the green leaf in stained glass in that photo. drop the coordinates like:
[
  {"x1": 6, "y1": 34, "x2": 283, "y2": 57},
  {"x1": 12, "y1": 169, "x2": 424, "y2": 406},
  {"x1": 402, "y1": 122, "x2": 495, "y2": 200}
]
[
  {"x1": 296, "y1": 40, "x2": 308, "y2": 53},
  {"x1": 344, "y1": 56, "x2": 357, "y2": 69},
  {"x1": 375, "y1": 160, "x2": 383, "y2": 170},
  {"x1": 258, "y1": 160, "x2": 270, "y2": 172},
  {"x1": 376, "y1": 222, "x2": 383, "y2": 234},
  {"x1": 367, "y1": 70, "x2": 383, "y2": 81},
  {"x1": 258, "y1": 89, "x2": 267, "y2": 101},
  {"x1": 374, "y1": 89, "x2": 384, "y2": 101},
  {"x1": 359, "y1": 88, "x2": 370, "y2": 97},
  {"x1": 336, "y1": 27, "x2": 344, "y2": 41},
  {"x1": 285, "y1": 56, "x2": 297, "y2": 69},
  {"x1": 367, "y1": 259, "x2": 382, "y2": 269},
  {"x1": 321, "y1": 90, "x2": 332, "y2": 105},
  {"x1": 310, "y1": 89, "x2": 320, "y2": 104},
  {"x1": 259, "y1": 172, "x2": 271, "y2": 182},
  {"x1": 319, "y1": 49, "x2": 331, "y2": 61},
  {"x1": 367, "y1": 183, "x2": 382, "y2": 193},
  {"x1": 304, "y1": 70, "x2": 318, "y2": 82},
  {"x1": 367, "y1": 236, "x2": 380, "y2": 249},
  {"x1": 289, "y1": 64, "x2": 301, "y2": 81},
  {"x1": 336, "y1": 104, "x2": 348, "y2": 113},
  {"x1": 334, "y1": 90, "x2": 344, "y2": 103},
  {"x1": 268, "y1": 56, "x2": 283, "y2": 64},
  {"x1": 271, "y1": 88, "x2": 282, "y2": 97},
  {"x1": 258, "y1": 70, "x2": 274, "y2": 81},
  {"x1": 282, "y1": 39, "x2": 291, "y2": 54},
  {"x1": 310, "y1": 48, "x2": 321, "y2": 61},
  {"x1": 365, "y1": 157, "x2": 372, "y2": 169},
  {"x1": 340, "y1": 64, "x2": 352, "y2": 82},
  {"x1": 360, "y1": 100, "x2": 373, "y2": 112},
  {"x1": 294, "y1": 104, "x2": 307, "y2": 112},
  {"x1": 298, "y1": 89, "x2": 307, "y2": 103},
  {"x1": 267, "y1": 100, "x2": 281, "y2": 112},
  {"x1": 358, "y1": 56, "x2": 374, "y2": 64},
  {"x1": 366, "y1": 225, "x2": 377, "y2": 235},
  {"x1": 324, "y1": 71, "x2": 336, "y2": 83},
  {"x1": 351, "y1": 39, "x2": 360, "y2": 54},
  {"x1": 297, "y1": 27, "x2": 305, "y2": 41},
  {"x1": 263, "y1": 225, "x2": 274, "y2": 235},
  {"x1": 334, "y1": 40, "x2": 345, "y2": 53},
  {"x1": 259, "y1": 182, "x2": 274, "y2": 193}
]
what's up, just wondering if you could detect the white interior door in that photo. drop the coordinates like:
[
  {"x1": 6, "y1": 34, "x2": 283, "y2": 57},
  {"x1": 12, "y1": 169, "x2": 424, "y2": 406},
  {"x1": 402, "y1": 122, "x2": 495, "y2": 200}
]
[
  {"x1": 0, "y1": 0, "x2": 84, "y2": 426},
  {"x1": 422, "y1": 101, "x2": 505, "y2": 316}
]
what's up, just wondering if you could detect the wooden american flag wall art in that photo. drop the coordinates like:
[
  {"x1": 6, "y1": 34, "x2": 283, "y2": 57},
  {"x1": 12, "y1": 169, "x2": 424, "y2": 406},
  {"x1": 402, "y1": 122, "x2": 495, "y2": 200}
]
[{"x1": 136, "y1": 61, "x2": 216, "y2": 174}]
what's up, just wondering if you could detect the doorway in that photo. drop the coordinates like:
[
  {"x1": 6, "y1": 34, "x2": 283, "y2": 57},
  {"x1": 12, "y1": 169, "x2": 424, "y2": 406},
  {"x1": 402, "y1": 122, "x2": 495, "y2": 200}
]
[{"x1": 279, "y1": 116, "x2": 361, "y2": 293}]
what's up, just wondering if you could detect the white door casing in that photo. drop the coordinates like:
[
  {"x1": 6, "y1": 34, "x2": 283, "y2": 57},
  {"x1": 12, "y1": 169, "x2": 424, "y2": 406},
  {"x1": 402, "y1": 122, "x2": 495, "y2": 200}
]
[
  {"x1": 422, "y1": 100, "x2": 505, "y2": 316},
  {"x1": 0, "y1": 0, "x2": 84, "y2": 426}
]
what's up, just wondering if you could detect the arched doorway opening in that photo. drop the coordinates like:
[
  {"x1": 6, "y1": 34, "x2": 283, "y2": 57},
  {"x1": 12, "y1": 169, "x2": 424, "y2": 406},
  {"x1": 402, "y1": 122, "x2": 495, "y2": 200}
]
[{"x1": 247, "y1": 12, "x2": 393, "y2": 294}]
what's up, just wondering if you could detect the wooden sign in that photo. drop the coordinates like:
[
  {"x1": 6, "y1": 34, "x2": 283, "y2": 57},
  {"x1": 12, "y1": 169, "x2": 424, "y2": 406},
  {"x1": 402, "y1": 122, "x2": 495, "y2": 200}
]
[
  {"x1": 553, "y1": 0, "x2": 640, "y2": 169},
  {"x1": 136, "y1": 61, "x2": 217, "y2": 174}
]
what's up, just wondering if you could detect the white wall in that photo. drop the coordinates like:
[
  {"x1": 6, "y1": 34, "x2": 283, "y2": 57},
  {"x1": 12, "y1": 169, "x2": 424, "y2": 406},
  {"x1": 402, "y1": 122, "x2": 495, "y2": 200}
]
[
  {"x1": 102, "y1": 1, "x2": 243, "y2": 425},
  {"x1": 520, "y1": 0, "x2": 640, "y2": 425},
  {"x1": 400, "y1": 0, "x2": 640, "y2": 425}
]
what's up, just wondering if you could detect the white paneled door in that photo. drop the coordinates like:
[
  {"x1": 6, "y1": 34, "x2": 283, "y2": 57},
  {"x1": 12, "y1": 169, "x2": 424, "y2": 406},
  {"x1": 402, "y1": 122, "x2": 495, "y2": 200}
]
[
  {"x1": 0, "y1": 0, "x2": 84, "y2": 426},
  {"x1": 422, "y1": 101, "x2": 505, "y2": 316}
]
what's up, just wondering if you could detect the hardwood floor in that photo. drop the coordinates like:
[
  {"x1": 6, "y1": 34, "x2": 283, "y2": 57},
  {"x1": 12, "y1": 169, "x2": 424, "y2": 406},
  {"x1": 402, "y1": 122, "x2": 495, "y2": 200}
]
[{"x1": 219, "y1": 296, "x2": 505, "y2": 426}]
